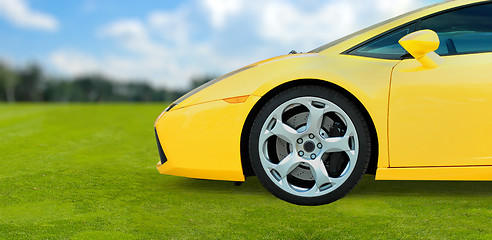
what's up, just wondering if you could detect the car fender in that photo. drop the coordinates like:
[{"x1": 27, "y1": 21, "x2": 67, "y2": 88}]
[{"x1": 176, "y1": 53, "x2": 396, "y2": 169}]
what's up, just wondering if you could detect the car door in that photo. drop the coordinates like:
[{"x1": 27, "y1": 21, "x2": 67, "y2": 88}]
[{"x1": 389, "y1": 2, "x2": 492, "y2": 167}]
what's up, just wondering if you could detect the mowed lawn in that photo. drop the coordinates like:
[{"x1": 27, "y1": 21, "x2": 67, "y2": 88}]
[{"x1": 0, "y1": 104, "x2": 490, "y2": 240}]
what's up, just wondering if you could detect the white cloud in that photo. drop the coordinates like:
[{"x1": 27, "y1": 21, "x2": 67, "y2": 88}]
[
  {"x1": 201, "y1": 0, "x2": 243, "y2": 29},
  {"x1": 51, "y1": 49, "x2": 100, "y2": 76},
  {"x1": 49, "y1": 0, "x2": 437, "y2": 89},
  {"x1": 375, "y1": 0, "x2": 421, "y2": 16},
  {"x1": 0, "y1": 0, "x2": 59, "y2": 31},
  {"x1": 50, "y1": 48, "x2": 190, "y2": 89},
  {"x1": 148, "y1": 9, "x2": 190, "y2": 46},
  {"x1": 99, "y1": 19, "x2": 167, "y2": 57},
  {"x1": 256, "y1": 0, "x2": 427, "y2": 50},
  {"x1": 51, "y1": 14, "x2": 198, "y2": 89},
  {"x1": 198, "y1": 0, "x2": 430, "y2": 51},
  {"x1": 50, "y1": 5, "x2": 246, "y2": 89},
  {"x1": 259, "y1": 1, "x2": 356, "y2": 49}
]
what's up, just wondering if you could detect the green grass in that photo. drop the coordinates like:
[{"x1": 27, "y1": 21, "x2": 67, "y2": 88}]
[{"x1": 0, "y1": 103, "x2": 490, "y2": 240}]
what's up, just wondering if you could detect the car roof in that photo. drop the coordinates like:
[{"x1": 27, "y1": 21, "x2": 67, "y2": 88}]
[{"x1": 312, "y1": 0, "x2": 490, "y2": 55}]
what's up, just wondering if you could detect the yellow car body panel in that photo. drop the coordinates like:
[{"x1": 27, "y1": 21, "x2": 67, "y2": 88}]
[
  {"x1": 376, "y1": 166, "x2": 492, "y2": 181},
  {"x1": 155, "y1": 0, "x2": 492, "y2": 182},
  {"x1": 389, "y1": 53, "x2": 492, "y2": 167},
  {"x1": 156, "y1": 96, "x2": 261, "y2": 181}
]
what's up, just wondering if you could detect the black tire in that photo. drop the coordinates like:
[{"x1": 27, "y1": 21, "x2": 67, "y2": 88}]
[{"x1": 248, "y1": 85, "x2": 372, "y2": 205}]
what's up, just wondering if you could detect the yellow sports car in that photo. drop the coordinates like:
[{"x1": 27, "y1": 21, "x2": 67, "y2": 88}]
[{"x1": 155, "y1": 0, "x2": 492, "y2": 205}]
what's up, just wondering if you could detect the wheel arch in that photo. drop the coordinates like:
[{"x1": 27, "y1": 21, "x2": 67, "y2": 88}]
[{"x1": 240, "y1": 79, "x2": 379, "y2": 177}]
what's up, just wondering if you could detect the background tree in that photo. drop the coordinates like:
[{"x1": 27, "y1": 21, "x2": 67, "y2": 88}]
[
  {"x1": 15, "y1": 63, "x2": 42, "y2": 101},
  {"x1": 191, "y1": 75, "x2": 216, "y2": 89},
  {"x1": 0, "y1": 59, "x2": 208, "y2": 103},
  {"x1": 0, "y1": 62, "x2": 18, "y2": 102}
]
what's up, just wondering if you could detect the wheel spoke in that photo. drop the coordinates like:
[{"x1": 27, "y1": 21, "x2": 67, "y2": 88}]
[
  {"x1": 269, "y1": 118, "x2": 298, "y2": 143},
  {"x1": 271, "y1": 153, "x2": 302, "y2": 179},
  {"x1": 259, "y1": 128, "x2": 274, "y2": 146},
  {"x1": 311, "y1": 160, "x2": 331, "y2": 188},
  {"x1": 345, "y1": 123, "x2": 357, "y2": 138},
  {"x1": 323, "y1": 123, "x2": 357, "y2": 153},
  {"x1": 306, "y1": 102, "x2": 327, "y2": 132},
  {"x1": 345, "y1": 148, "x2": 358, "y2": 166},
  {"x1": 310, "y1": 159, "x2": 347, "y2": 191},
  {"x1": 323, "y1": 135, "x2": 352, "y2": 152}
]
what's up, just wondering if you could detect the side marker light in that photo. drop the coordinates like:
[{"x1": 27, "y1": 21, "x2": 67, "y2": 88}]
[{"x1": 223, "y1": 95, "x2": 249, "y2": 104}]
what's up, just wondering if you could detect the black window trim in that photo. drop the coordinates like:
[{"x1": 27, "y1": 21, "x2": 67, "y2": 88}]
[
  {"x1": 342, "y1": 22, "x2": 417, "y2": 60},
  {"x1": 343, "y1": 1, "x2": 492, "y2": 60}
]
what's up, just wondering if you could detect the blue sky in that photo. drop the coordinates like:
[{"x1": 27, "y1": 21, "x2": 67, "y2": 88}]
[{"x1": 0, "y1": 0, "x2": 441, "y2": 89}]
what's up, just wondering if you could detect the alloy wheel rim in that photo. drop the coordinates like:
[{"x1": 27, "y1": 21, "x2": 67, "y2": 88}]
[{"x1": 258, "y1": 96, "x2": 359, "y2": 197}]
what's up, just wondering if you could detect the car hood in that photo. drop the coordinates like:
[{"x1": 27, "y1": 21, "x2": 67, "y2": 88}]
[{"x1": 173, "y1": 53, "x2": 321, "y2": 110}]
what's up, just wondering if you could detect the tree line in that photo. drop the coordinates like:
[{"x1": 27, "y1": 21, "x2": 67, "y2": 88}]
[{"x1": 0, "y1": 61, "x2": 214, "y2": 103}]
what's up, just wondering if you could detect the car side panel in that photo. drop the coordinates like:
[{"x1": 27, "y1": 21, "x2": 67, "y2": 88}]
[
  {"x1": 376, "y1": 166, "x2": 492, "y2": 180},
  {"x1": 389, "y1": 53, "x2": 492, "y2": 167}
]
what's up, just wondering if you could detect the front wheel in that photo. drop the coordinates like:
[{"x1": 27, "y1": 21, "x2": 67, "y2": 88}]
[{"x1": 248, "y1": 85, "x2": 372, "y2": 205}]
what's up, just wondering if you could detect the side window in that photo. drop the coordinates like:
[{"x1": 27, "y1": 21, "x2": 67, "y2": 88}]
[
  {"x1": 347, "y1": 24, "x2": 415, "y2": 59},
  {"x1": 420, "y1": 3, "x2": 492, "y2": 55}
]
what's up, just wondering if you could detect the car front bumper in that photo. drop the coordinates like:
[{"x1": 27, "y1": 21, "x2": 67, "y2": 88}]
[{"x1": 155, "y1": 95, "x2": 261, "y2": 181}]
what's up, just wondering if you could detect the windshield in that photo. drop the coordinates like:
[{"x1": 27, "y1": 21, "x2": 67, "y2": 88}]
[{"x1": 309, "y1": 0, "x2": 451, "y2": 53}]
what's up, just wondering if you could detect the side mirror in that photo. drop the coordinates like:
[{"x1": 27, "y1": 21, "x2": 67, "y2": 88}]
[{"x1": 399, "y1": 29, "x2": 444, "y2": 69}]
